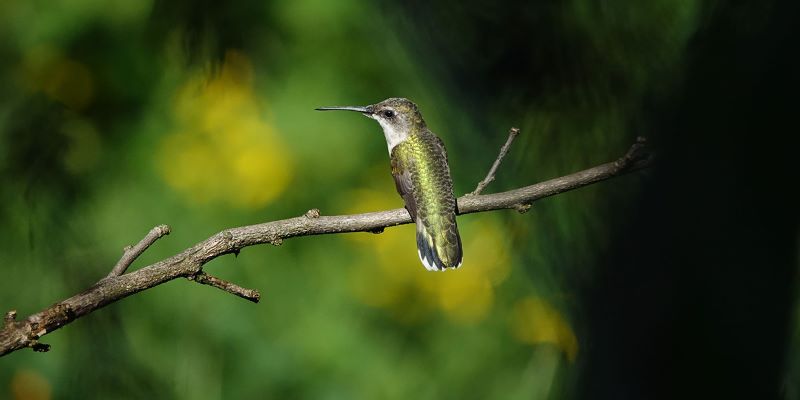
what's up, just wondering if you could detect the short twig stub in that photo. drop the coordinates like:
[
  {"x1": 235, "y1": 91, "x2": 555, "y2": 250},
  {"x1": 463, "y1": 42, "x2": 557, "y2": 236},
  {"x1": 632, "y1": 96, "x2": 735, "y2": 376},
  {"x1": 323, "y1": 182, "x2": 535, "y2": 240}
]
[
  {"x1": 106, "y1": 224, "x2": 172, "y2": 278},
  {"x1": 469, "y1": 127, "x2": 521, "y2": 196}
]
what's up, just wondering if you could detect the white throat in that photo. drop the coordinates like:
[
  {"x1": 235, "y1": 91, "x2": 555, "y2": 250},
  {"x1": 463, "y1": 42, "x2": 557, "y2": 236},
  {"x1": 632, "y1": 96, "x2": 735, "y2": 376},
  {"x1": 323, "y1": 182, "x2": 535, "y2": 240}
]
[{"x1": 373, "y1": 116, "x2": 408, "y2": 153}]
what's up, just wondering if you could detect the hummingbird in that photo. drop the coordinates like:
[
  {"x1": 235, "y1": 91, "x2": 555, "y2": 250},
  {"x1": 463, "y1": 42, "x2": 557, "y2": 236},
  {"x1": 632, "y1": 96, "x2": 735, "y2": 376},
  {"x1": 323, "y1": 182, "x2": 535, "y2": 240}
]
[{"x1": 316, "y1": 98, "x2": 463, "y2": 271}]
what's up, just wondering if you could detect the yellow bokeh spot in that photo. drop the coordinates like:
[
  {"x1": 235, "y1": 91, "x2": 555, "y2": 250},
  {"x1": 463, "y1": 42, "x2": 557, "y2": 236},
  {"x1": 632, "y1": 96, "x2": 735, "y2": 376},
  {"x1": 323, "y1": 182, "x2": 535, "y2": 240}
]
[
  {"x1": 18, "y1": 45, "x2": 94, "y2": 110},
  {"x1": 511, "y1": 297, "x2": 579, "y2": 362},
  {"x1": 342, "y1": 185, "x2": 512, "y2": 325},
  {"x1": 462, "y1": 217, "x2": 512, "y2": 284},
  {"x1": 430, "y1": 269, "x2": 494, "y2": 324},
  {"x1": 10, "y1": 369, "x2": 51, "y2": 400},
  {"x1": 416, "y1": 216, "x2": 512, "y2": 324},
  {"x1": 158, "y1": 50, "x2": 292, "y2": 208}
]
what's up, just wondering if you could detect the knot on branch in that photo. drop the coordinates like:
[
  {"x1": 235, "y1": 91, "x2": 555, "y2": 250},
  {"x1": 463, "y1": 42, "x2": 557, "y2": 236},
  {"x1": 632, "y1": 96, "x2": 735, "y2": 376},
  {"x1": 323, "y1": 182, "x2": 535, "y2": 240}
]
[
  {"x1": 305, "y1": 208, "x2": 321, "y2": 219},
  {"x1": 31, "y1": 341, "x2": 51, "y2": 353},
  {"x1": 49, "y1": 304, "x2": 75, "y2": 330},
  {"x1": 195, "y1": 231, "x2": 239, "y2": 263},
  {"x1": 514, "y1": 203, "x2": 532, "y2": 214},
  {"x1": 27, "y1": 304, "x2": 74, "y2": 341},
  {"x1": 614, "y1": 136, "x2": 650, "y2": 171},
  {"x1": 4, "y1": 310, "x2": 16, "y2": 325},
  {"x1": 154, "y1": 224, "x2": 172, "y2": 236}
]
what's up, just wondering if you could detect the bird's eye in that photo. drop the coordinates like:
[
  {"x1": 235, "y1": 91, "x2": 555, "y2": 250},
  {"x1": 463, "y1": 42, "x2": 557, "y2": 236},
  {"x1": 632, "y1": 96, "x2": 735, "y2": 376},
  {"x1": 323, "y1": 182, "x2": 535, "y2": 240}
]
[{"x1": 382, "y1": 110, "x2": 395, "y2": 118}]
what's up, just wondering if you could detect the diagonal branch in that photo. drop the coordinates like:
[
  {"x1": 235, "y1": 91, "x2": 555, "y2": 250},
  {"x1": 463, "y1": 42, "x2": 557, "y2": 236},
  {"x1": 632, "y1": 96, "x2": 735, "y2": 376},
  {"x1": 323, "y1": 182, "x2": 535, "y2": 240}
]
[
  {"x1": 188, "y1": 271, "x2": 261, "y2": 303},
  {"x1": 106, "y1": 224, "x2": 171, "y2": 278},
  {"x1": 469, "y1": 127, "x2": 520, "y2": 196},
  {"x1": 0, "y1": 137, "x2": 652, "y2": 357}
]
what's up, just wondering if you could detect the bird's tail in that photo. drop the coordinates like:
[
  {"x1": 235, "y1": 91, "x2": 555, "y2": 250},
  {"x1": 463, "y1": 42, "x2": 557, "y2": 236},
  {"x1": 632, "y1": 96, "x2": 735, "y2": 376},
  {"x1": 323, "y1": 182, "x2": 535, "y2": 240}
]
[{"x1": 416, "y1": 223, "x2": 463, "y2": 271}]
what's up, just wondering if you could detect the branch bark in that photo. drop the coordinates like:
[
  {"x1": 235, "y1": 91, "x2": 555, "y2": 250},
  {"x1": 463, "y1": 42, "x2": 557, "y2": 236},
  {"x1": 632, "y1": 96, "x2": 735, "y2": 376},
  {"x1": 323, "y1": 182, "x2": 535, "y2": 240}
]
[
  {"x1": 106, "y1": 224, "x2": 171, "y2": 278},
  {"x1": 0, "y1": 136, "x2": 652, "y2": 357},
  {"x1": 188, "y1": 272, "x2": 261, "y2": 303},
  {"x1": 469, "y1": 127, "x2": 520, "y2": 196}
]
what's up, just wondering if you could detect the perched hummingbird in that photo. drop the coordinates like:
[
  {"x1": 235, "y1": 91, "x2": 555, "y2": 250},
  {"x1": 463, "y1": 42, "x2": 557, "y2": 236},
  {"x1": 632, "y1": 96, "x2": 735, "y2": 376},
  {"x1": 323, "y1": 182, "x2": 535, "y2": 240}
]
[{"x1": 316, "y1": 98, "x2": 463, "y2": 271}]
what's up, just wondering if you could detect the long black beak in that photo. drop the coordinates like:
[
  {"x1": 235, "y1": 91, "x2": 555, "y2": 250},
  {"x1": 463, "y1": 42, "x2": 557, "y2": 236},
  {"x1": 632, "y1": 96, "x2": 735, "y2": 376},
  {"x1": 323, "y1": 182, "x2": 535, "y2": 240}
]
[{"x1": 315, "y1": 105, "x2": 372, "y2": 114}]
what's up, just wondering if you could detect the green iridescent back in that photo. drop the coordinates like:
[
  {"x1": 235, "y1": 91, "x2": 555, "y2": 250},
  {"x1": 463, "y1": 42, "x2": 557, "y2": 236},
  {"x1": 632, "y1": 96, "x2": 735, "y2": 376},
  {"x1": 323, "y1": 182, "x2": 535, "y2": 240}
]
[{"x1": 391, "y1": 127, "x2": 462, "y2": 269}]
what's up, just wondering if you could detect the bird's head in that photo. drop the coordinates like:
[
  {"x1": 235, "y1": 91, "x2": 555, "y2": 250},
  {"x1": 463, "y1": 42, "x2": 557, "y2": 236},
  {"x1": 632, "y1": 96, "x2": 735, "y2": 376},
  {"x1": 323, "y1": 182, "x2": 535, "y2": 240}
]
[{"x1": 317, "y1": 97, "x2": 426, "y2": 151}]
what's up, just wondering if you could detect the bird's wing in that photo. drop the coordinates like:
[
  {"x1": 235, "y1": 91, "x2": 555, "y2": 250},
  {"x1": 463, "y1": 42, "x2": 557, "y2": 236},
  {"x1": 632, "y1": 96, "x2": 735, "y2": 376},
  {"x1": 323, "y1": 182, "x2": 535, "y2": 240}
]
[
  {"x1": 429, "y1": 135, "x2": 462, "y2": 268},
  {"x1": 390, "y1": 151, "x2": 417, "y2": 220}
]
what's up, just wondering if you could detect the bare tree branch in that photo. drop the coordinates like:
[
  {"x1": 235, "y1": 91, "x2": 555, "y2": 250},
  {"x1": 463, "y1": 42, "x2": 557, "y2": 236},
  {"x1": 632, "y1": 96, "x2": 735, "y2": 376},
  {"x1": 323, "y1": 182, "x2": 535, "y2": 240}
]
[
  {"x1": 188, "y1": 272, "x2": 261, "y2": 303},
  {"x1": 106, "y1": 224, "x2": 171, "y2": 278},
  {"x1": 469, "y1": 127, "x2": 520, "y2": 196},
  {"x1": 0, "y1": 136, "x2": 652, "y2": 357}
]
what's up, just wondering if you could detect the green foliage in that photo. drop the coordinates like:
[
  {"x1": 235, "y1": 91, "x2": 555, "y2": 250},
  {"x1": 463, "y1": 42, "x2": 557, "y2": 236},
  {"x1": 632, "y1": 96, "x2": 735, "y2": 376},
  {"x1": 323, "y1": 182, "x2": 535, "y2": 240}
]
[{"x1": 6, "y1": 1, "x2": 788, "y2": 399}]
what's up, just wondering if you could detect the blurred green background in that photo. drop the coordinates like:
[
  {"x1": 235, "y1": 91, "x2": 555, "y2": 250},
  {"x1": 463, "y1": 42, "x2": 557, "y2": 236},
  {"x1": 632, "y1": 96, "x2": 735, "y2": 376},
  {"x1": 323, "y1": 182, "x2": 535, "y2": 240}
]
[{"x1": 1, "y1": 1, "x2": 797, "y2": 399}]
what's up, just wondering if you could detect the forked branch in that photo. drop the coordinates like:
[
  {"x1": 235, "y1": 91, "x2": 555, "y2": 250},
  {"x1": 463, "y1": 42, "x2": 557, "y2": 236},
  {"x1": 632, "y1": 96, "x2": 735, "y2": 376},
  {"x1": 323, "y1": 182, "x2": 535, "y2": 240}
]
[
  {"x1": 106, "y1": 224, "x2": 171, "y2": 278},
  {"x1": 0, "y1": 132, "x2": 652, "y2": 357}
]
